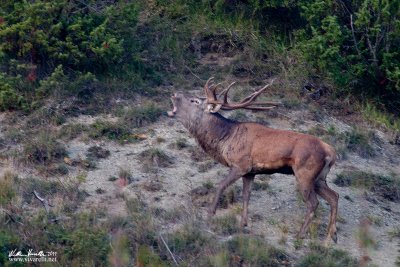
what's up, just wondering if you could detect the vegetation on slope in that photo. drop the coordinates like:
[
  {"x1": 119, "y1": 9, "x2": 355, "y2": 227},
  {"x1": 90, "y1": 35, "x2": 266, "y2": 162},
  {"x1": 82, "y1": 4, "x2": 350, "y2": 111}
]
[{"x1": 0, "y1": 1, "x2": 399, "y2": 127}]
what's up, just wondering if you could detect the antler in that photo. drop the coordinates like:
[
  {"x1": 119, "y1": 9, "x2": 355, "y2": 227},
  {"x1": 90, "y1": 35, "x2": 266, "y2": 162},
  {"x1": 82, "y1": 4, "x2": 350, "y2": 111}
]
[{"x1": 204, "y1": 78, "x2": 280, "y2": 112}]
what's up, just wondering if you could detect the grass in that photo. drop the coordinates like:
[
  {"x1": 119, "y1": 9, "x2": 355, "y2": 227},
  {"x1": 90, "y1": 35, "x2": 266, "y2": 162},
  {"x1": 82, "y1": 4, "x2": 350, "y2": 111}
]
[
  {"x1": 227, "y1": 234, "x2": 289, "y2": 266},
  {"x1": 174, "y1": 138, "x2": 188, "y2": 149},
  {"x1": 202, "y1": 180, "x2": 214, "y2": 190},
  {"x1": 252, "y1": 181, "x2": 270, "y2": 191},
  {"x1": 211, "y1": 213, "x2": 240, "y2": 235},
  {"x1": 0, "y1": 171, "x2": 17, "y2": 206},
  {"x1": 20, "y1": 176, "x2": 87, "y2": 212},
  {"x1": 229, "y1": 110, "x2": 250, "y2": 121},
  {"x1": 89, "y1": 120, "x2": 132, "y2": 143},
  {"x1": 167, "y1": 223, "x2": 211, "y2": 260},
  {"x1": 23, "y1": 130, "x2": 67, "y2": 165},
  {"x1": 388, "y1": 227, "x2": 400, "y2": 241},
  {"x1": 140, "y1": 148, "x2": 173, "y2": 171},
  {"x1": 334, "y1": 170, "x2": 400, "y2": 202},
  {"x1": 363, "y1": 102, "x2": 400, "y2": 132},
  {"x1": 122, "y1": 103, "x2": 163, "y2": 128},
  {"x1": 58, "y1": 123, "x2": 88, "y2": 140},
  {"x1": 296, "y1": 242, "x2": 358, "y2": 267},
  {"x1": 198, "y1": 160, "x2": 215, "y2": 173},
  {"x1": 86, "y1": 146, "x2": 111, "y2": 160},
  {"x1": 344, "y1": 128, "x2": 376, "y2": 158},
  {"x1": 189, "y1": 146, "x2": 210, "y2": 162},
  {"x1": 218, "y1": 185, "x2": 241, "y2": 209},
  {"x1": 306, "y1": 125, "x2": 376, "y2": 159}
]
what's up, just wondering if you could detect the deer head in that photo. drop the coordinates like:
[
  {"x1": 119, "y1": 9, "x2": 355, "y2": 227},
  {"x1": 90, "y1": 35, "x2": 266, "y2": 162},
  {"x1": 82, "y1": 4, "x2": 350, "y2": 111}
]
[{"x1": 167, "y1": 77, "x2": 281, "y2": 121}]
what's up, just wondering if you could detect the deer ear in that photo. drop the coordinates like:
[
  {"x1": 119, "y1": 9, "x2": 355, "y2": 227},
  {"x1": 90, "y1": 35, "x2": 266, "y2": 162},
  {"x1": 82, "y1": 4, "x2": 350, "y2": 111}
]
[{"x1": 206, "y1": 104, "x2": 222, "y2": 113}]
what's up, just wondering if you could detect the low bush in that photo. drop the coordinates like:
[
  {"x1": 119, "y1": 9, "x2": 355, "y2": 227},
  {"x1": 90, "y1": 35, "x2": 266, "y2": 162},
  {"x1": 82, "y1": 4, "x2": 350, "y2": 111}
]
[
  {"x1": 296, "y1": 242, "x2": 358, "y2": 267},
  {"x1": 0, "y1": 172, "x2": 17, "y2": 206},
  {"x1": 334, "y1": 170, "x2": 400, "y2": 202},
  {"x1": 23, "y1": 131, "x2": 67, "y2": 164},
  {"x1": 89, "y1": 120, "x2": 131, "y2": 143},
  {"x1": 211, "y1": 213, "x2": 240, "y2": 235},
  {"x1": 123, "y1": 103, "x2": 163, "y2": 128},
  {"x1": 140, "y1": 148, "x2": 173, "y2": 171},
  {"x1": 227, "y1": 234, "x2": 289, "y2": 266}
]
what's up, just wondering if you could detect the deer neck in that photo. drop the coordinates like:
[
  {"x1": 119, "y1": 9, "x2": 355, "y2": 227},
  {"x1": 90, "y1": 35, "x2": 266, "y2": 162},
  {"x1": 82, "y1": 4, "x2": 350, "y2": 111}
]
[{"x1": 186, "y1": 112, "x2": 236, "y2": 164}]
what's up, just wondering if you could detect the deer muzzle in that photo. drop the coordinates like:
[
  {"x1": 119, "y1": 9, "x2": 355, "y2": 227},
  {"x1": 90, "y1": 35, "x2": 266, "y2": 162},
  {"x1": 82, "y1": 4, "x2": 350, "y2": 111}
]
[{"x1": 167, "y1": 94, "x2": 178, "y2": 117}]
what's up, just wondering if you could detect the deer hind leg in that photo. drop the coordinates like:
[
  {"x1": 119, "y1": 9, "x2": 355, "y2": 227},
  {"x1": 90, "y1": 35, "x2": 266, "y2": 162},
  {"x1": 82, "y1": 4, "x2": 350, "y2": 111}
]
[
  {"x1": 297, "y1": 184, "x2": 319, "y2": 239},
  {"x1": 209, "y1": 168, "x2": 243, "y2": 217},
  {"x1": 241, "y1": 174, "x2": 255, "y2": 227},
  {"x1": 315, "y1": 179, "x2": 339, "y2": 243}
]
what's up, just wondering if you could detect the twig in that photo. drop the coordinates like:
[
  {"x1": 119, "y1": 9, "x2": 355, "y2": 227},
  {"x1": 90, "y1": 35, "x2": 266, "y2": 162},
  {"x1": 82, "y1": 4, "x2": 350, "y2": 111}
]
[
  {"x1": 350, "y1": 15, "x2": 362, "y2": 57},
  {"x1": 1, "y1": 208, "x2": 24, "y2": 226},
  {"x1": 184, "y1": 65, "x2": 203, "y2": 81},
  {"x1": 33, "y1": 190, "x2": 53, "y2": 213},
  {"x1": 159, "y1": 234, "x2": 179, "y2": 266}
]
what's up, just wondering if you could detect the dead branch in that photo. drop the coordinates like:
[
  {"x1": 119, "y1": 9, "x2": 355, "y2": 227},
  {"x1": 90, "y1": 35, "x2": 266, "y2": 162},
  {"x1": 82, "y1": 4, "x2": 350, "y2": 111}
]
[
  {"x1": 159, "y1": 234, "x2": 179, "y2": 266},
  {"x1": 33, "y1": 190, "x2": 53, "y2": 213},
  {"x1": 350, "y1": 15, "x2": 362, "y2": 57}
]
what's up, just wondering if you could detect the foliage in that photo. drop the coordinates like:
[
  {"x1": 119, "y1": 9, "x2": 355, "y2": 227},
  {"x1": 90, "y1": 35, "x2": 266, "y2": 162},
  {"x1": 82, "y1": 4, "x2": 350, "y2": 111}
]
[
  {"x1": 0, "y1": 0, "x2": 140, "y2": 110},
  {"x1": 298, "y1": 0, "x2": 400, "y2": 113},
  {"x1": 89, "y1": 119, "x2": 132, "y2": 143},
  {"x1": 227, "y1": 234, "x2": 289, "y2": 266},
  {"x1": 334, "y1": 170, "x2": 400, "y2": 202},
  {"x1": 23, "y1": 130, "x2": 67, "y2": 164},
  {"x1": 296, "y1": 242, "x2": 358, "y2": 267},
  {"x1": 211, "y1": 213, "x2": 240, "y2": 235},
  {"x1": 0, "y1": 172, "x2": 17, "y2": 206},
  {"x1": 123, "y1": 103, "x2": 163, "y2": 128}
]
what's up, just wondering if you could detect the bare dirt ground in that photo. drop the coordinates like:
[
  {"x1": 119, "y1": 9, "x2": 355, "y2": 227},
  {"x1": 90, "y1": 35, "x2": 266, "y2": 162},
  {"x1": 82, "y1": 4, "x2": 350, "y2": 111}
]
[{"x1": 46, "y1": 105, "x2": 400, "y2": 266}]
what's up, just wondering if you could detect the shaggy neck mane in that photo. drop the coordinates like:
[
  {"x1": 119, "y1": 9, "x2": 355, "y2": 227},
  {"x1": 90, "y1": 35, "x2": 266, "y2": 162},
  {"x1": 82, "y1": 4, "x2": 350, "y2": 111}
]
[{"x1": 185, "y1": 112, "x2": 237, "y2": 164}]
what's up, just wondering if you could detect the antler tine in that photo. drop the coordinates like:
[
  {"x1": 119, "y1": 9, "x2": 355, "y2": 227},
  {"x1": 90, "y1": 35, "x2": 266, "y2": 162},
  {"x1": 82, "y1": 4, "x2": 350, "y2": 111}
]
[
  {"x1": 217, "y1": 82, "x2": 236, "y2": 103},
  {"x1": 204, "y1": 78, "x2": 279, "y2": 112},
  {"x1": 222, "y1": 106, "x2": 276, "y2": 111},
  {"x1": 204, "y1": 77, "x2": 216, "y2": 100},
  {"x1": 220, "y1": 78, "x2": 279, "y2": 110},
  {"x1": 239, "y1": 79, "x2": 276, "y2": 102}
]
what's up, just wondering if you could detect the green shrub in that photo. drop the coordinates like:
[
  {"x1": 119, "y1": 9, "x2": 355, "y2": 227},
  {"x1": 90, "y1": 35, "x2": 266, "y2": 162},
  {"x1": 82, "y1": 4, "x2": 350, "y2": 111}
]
[
  {"x1": 211, "y1": 213, "x2": 240, "y2": 235},
  {"x1": 168, "y1": 223, "x2": 210, "y2": 258},
  {"x1": 0, "y1": 1, "x2": 140, "y2": 110},
  {"x1": 0, "y1": 229, "x2": 22, "y2": 267},
  {"x1": 175, "y1": 138, "x2": 188, "y2": 150},
  {"x1": 343, "y1": 128, "x2": 376, "y2": 158},
  {"x1": 23, "y1": 131, "x2": 67, "y2": 164},
  {"x1": 140, "y1": 148, "x2": 173, "y2": 171},
  {"x1": 89, "y1": 120, "x2": 132, "y2": 143},
  {"x1": 298, "y1": 0, "x2": 400, "y2": 112},
  {"x1": 227, "y1": 234, "x2": 289, "y2": 266},
  {"x1": 123, "y1": 103, "x2": 163, "y2": 128},
  {"x1": 0, "y1": 172, "x2": 17, "y2": 206},
  {"x1": 296, "y1": 242, "x2": 358, "y2": 267},
  {"x1": 334, "y1": 170, "x2": 400, "y2": 202},
  {"x1": 136, "y1": 245, "x2": 169, "y2": 267},
  {"x1": 64, "y1": 224, "x2": 110, "y2": 266}
]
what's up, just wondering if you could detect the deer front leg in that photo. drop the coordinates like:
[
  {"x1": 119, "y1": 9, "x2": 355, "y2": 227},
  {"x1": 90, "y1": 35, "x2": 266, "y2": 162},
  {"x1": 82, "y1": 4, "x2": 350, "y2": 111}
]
[
  {"x1": 241, "y1": 174, "x2": 255, "y2": 227},
  {"x1": 208, "y1": 168, "x2": 244, "y2": 217}
]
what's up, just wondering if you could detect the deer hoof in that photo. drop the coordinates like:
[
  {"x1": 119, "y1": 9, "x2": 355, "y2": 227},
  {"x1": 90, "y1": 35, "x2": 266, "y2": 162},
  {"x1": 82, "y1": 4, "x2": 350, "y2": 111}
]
[
  {"x1": 331, "y1": 232, "x2": 337, "y2": 243},
  {"x1": 296, "y1": 232, "x2": 306, "y2": 240}
]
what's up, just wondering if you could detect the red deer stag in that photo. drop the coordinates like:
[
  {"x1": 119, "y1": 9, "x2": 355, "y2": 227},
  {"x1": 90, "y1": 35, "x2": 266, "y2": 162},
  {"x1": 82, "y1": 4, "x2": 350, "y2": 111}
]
[{"x1": 167, "y1": 77, "x2": 339, "y2": 243}]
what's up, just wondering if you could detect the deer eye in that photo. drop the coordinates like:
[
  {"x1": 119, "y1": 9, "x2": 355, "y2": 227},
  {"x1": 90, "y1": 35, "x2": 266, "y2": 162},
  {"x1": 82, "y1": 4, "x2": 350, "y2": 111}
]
[{"x1": 190, "y1": 99, "x2": 200, "y2": 104}]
